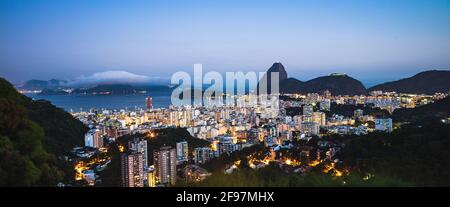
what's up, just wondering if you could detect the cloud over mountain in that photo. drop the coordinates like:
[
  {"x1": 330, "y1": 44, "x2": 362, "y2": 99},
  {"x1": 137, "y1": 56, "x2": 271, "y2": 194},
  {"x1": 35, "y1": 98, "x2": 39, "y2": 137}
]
[{"x1": 70, "y1": 71, "x2": 167, "y2": 86}]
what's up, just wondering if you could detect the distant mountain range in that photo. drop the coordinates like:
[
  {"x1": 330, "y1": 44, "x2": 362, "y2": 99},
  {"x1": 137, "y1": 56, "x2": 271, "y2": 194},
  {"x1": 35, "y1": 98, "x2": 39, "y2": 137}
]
[
  {"x1": 16, "y1": 79, "x2": 68, "y2": 90},
  {"x1": 279, "y1": 74, "x2": 366, "y2": 95},
  {"x1": 16, "y1": 63, "x2": 450, "y2": 96},
  {"x1": 261, "y1": 62, "x2": 367, "y2": 95},
  {"x1": 261, "y1": 62, "x2": 450, "y2": 95},
  {"x1": 36, "y1": 83, "x2": 174, "y2": 95},
  {"x1": 15, "y1": 70, "x2": 171, "y2": 91},
  {"x1": 368, "y1": 70, "x2": 450, "y2": 94}
]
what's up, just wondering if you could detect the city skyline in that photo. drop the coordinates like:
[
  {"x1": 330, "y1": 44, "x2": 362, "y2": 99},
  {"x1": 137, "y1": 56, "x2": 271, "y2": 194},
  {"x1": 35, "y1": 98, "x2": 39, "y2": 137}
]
[
  {"x1": 1, "y1": 0, "x2": 450, "y2": 83},
  {"x1": 2, "y1": 1, "x2": 450, "y2": 201}
]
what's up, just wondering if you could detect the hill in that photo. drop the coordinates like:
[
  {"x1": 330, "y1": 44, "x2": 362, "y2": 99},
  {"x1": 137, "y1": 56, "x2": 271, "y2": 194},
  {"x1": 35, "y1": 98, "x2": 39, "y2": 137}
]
[
  {"x1": 392, "y1": 96, "x2": 450, "y2": 124},
  {"x1": 257, "y1": 62, "x2": 288, "y2": 94},
  {"x1": 279, "y1": 78, "x2": 305, "y2": 94},
  {"x1": 369, "y1": 70, "x2": 450, "y2": 94},
  {"x1": 279, "y1": 74, "x2": 367, "y2": 95},
  {"x1": 299, "y1": 74, "x2": 367, "y2": 95},
  {"x1": 340, "y1": 122, "x2": 450, "y2": 186},
  {"x1": 38, "y1": 88, "x2": 69, "y2": 95},
  {"x1": 17, "y1": 79, "x2": 67, "y2": 90},
  {"x1": 0, "y1": 77, "x2": 88, "y2": 186},
  {"x1": 259, "y1": 63, "x2": 367, "y2": 95}
]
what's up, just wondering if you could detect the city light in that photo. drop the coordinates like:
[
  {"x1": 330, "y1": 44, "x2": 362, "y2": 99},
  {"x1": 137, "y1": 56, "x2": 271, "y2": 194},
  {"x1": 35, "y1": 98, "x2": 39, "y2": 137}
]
[{"x1": 118, "y1": 144, "x2": 125, "y2": 153}]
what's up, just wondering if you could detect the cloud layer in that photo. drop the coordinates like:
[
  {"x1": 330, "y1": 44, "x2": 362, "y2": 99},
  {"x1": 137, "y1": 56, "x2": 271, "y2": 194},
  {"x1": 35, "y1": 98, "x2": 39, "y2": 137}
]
[{"x1": 70, "y1": 71, "x2": 167, "y2": 86}]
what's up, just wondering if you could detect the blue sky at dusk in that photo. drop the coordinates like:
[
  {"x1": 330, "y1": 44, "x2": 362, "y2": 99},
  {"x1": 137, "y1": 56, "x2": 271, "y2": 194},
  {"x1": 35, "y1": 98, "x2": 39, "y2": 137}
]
[{"x1": 1, "y1": 0, "x2": 449, "y2": 85}]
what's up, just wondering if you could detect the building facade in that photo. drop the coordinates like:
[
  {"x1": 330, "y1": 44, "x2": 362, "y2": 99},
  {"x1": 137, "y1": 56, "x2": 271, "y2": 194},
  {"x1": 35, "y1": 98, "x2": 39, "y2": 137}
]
[
  {"x1": 120, "y1": 152, "x2": 145, "y2": 187},
  {"x1": 153, "y1": 146, "x2": 177, "y2": 186}
]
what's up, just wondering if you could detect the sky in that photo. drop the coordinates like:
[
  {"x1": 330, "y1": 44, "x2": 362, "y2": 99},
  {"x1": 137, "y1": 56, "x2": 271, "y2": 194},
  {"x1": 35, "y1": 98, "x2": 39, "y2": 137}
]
[{"x1": 0, "y1": 0, "x2": 449, "y2": 86}]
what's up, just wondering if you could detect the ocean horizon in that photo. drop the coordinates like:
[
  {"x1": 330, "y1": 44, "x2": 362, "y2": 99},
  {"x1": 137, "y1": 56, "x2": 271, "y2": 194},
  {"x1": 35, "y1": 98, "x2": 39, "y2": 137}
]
[
  {"x1": 23, "y1": 78, "x2": 385, "y2": 112},
  {"x1": 25, "y1": 93, "x2": 172, "y2": 112}
]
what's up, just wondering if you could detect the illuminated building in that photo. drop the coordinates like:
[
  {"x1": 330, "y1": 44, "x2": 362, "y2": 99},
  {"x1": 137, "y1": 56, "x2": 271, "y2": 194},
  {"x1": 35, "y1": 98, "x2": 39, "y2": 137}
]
[
  {"x1": 184, "y1": 165, "x2": 212, "y2": 182},
  {"x1": 217, "y1": 136, "x2": 235, "y2": 156},
  {"x1": 247, "y1": 128, "x2": 262, "y2": 144},
  {"x1": 146, "y1": 96, "x2": 152, "y2": 111},
  {"x1": 312, "y1": 112, "x2": 326, "y2": 126},
  {"x1": 235, "y1": 130, "x2": 248, "y2": 143},
  {"x1": 104, "y1": 126, "x2": 118, "y2": 141},
  {"x1": 146, "y1": 166, "x2": 156, "y2": 187},
  {"x1": 84, "y1": 129, "x2": 103, "y2": 148},
  {"x1": 121, "y1": 152, "x2": 144, "y2": 187},
  {"x1": 176, "y1": 141, "x2": 189, "y2": 164},
  {"x1": 154, "y1": 146, "x2": 177, "y2": 186},
  {"x1": 375, "y1": 118, "x2": 393, "y2": 133},
  {"x1": 264, "y1": 136, "x2": 277, "y2": 147},
  {"x1": 194, "y1": 147, "x2": 213, "y2": 164},
  {"x1": 128, "y1": 137, "x2": 148, "y2": 169}
]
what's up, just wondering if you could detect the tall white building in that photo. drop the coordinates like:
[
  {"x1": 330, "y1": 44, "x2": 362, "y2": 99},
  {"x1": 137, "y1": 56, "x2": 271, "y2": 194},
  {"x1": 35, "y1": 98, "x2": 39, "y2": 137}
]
[
  {"x1": 128, "y1": 138, "x2": 148, "y2": 169},
  {"x1": 121, "y1": 152, "x2": 144, "y2": 187},
  {"x1": 85, "y1": 129, "x2": 102, "y2": 148},
  {"x1": 154, "y1": 146, "x2": 177, "y2": 186}
]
